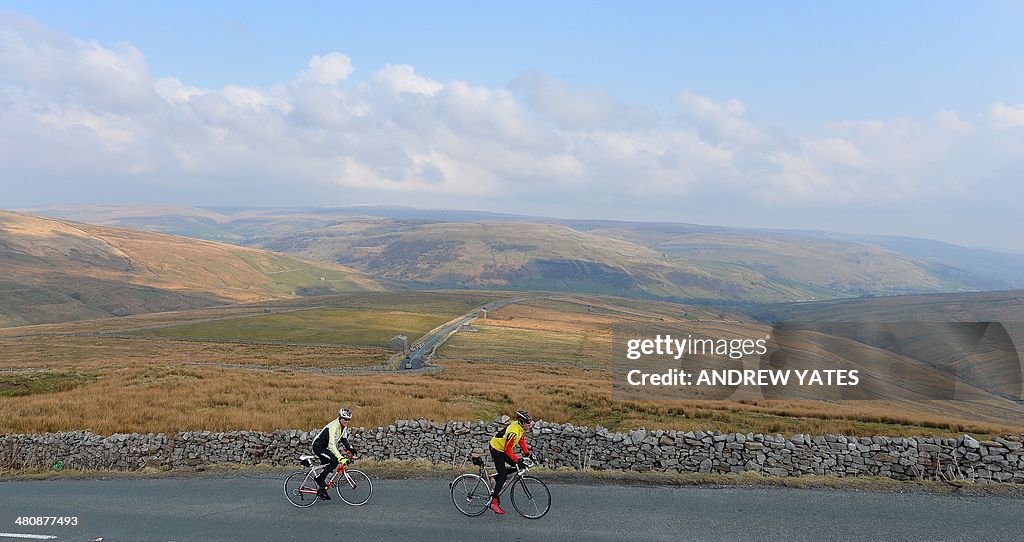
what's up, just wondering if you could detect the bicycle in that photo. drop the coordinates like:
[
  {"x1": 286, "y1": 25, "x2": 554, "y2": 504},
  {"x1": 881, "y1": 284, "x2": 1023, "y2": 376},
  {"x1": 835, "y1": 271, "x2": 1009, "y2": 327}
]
[
  {"x1": 449, "y1": 454, "x2": 551, "y2": 519},
  {"x1": 283, "y1": 454, "x2": 372, "y2": 508}
]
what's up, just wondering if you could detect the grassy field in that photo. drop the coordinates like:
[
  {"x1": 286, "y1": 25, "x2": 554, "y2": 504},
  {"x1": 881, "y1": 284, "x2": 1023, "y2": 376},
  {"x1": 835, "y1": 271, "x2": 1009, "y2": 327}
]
[
  {"x1": 0, "y1": 371, "x2": 96, "y2": 397},
  {"x1": 2, "y1": 356, "x2": 1018, "y2": 437},
  {"x1": 2, "y1": 292, "x2": 1023, "y2": 438},
  {"x1": 131, "y1": 308, "x2": 453, "y2": 346}
]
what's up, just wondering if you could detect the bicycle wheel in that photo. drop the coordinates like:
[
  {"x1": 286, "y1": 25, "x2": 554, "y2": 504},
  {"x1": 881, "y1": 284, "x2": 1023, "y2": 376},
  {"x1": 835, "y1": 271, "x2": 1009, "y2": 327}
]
[
  {"x1": 510, "y1": 476, "x2": 550, "y2": 519},
  {"x1": 449, "y1": 473, "x2": 490, "y2": 516},
  {"x1": 335, "y1": 469, "x2": 372, "y2": 506},
  {"x1": 284, "y1": 471, "x2": 320, "y2": 508}
]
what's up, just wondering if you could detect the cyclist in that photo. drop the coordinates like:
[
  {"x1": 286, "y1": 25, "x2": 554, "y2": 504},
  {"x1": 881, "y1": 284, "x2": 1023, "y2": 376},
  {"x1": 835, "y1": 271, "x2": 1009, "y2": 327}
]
[
  {"x1": 312, "y1": 407, "x2": 356, "y2": 500},
  {"x1": 487, "y1": 409, "x2": 534, "y2": 515}
]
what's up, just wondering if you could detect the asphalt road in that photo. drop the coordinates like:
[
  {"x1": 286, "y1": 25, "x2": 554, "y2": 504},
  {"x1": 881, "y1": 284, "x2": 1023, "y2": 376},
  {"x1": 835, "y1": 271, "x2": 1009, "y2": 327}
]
[
  {"x1": 402, "y1": 297, "x2": 527, "y2": 369},
  {"x1": 1, "y1": 476, "x2": 1022, "y2": 541}
]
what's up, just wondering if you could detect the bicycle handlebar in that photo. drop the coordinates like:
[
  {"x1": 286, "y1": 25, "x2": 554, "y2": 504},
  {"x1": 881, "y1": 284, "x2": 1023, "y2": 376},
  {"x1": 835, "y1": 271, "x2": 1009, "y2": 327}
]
[{"x1": 516, "y1": 456, "x2": 538, "y2": 473}]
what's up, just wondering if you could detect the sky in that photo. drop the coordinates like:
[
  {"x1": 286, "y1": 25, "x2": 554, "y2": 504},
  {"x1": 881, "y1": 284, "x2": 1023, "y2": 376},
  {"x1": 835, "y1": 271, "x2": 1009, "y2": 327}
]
[{"x1": 1, "y1": 1, "x2": 1023, "y2": 250}]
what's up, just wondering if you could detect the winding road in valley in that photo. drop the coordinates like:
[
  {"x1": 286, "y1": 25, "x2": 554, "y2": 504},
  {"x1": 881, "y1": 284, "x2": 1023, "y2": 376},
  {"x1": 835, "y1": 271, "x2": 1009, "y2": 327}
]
[{"x1": 400, "y1": 297, "x2": 529, "y2": 369}]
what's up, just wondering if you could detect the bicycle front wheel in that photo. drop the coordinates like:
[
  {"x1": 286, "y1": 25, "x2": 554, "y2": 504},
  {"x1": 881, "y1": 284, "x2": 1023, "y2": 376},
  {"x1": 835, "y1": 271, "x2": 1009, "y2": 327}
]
[
  {"x1": 449, "y1": 473, "x2": 490, "y2": 516},
  {"x1": 284, "y1": 471, "x2": 320, "y2": 508},
  {"x1": 510, "y1": 476, "x2": 550, "y2": 519},
  {"x1": 336, "y1": 469, "x2": 372, "y2": 505}
]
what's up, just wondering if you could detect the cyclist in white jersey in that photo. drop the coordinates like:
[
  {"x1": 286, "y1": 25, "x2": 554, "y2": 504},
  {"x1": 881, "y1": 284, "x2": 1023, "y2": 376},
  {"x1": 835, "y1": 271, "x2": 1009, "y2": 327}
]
[{"x1": 311, "y1": 407, "x2": 355, "y2": 499}]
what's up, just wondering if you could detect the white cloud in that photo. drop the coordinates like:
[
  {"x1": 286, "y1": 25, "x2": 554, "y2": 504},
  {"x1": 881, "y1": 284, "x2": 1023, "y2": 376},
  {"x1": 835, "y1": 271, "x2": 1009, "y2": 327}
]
[
  {"x1": 369, "y1": 64, "x2": 441, "y2": 96},
  {"x1": 34, "y1": 103, "x2": 141, "y2": 149},
  {"x1": 300, "y1": 52, "x2": 354, "y2": 85},
  {"x1": 813, "y1": 111, "x2": 987, "y2": 199},
  {"x1": 222, "y1": 85, "x2": 281, "y2": 111},
  {"x1": 674, "y1": 92, "x2": 763, "y2": 145},
  {"x1": 991, "y1": 102, "x2": 1024, "y2": 129},
  {"x1": 437, "y1": 80, "x2": 553, "y2": 151},
  {"x1": 1, "y1": 14, "x2": 1022, "y2": 230},
  {"x1": 802, "y1": 138, "x2": 871, "y2": 170},
  {"x1": 511, "y1": 72, "x2": 656, "y2": 131},
  {"x1": 154, "y1": 77, "x2": 207, "y2": 104},
  {"x1": 934, "y1": 110, "x2": 973, "y2": 134},
  {"x1": 0, "y1": 14, "x2": 153, "y2": 110}
]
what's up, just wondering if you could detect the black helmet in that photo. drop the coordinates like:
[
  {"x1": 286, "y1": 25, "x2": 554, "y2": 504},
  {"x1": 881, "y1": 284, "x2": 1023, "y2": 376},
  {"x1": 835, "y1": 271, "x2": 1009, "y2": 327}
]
[{"x1": 515, "y1": 410, "x2": 533, "y2": 424}]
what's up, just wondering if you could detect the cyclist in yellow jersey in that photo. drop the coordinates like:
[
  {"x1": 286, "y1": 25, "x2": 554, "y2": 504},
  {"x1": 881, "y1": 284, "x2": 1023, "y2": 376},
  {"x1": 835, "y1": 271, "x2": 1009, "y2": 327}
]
[{"x1": 487, "y1": 409, "x2": 533, "y2": 515}]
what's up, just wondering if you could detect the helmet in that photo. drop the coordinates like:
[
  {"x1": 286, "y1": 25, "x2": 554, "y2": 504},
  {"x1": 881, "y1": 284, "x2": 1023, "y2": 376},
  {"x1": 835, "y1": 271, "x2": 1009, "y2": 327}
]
[
  {"x1": 515, "y1": 410, "x2": 533, "y2": 424},
  {"x1": 338, "y1": 408, "x2": 352, "y2": 420}
]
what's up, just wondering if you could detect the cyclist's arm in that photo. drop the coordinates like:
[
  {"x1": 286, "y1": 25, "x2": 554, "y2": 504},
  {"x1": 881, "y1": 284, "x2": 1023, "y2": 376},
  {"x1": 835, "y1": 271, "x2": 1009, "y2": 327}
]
[
  {"x1": 503, "y1": 435, "x2": 521, "y2": 462},
  {"x1": 340, "y1": 435, "x2": 354, "y2": 454}
]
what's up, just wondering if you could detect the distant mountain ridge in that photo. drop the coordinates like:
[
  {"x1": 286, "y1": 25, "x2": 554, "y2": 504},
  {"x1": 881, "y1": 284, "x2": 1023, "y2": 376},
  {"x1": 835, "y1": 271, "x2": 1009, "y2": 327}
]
[{"x1": 22, "y1": 204, "x2": 1024, "y2": 303}]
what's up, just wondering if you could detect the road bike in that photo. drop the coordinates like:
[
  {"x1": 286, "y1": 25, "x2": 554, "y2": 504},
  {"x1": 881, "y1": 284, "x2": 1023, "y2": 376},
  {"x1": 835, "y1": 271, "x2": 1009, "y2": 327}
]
[
  {"x1": 449, "y1": 454, "x2": 550, "y2": 519},
  {"x1": 283, "y1": 454, "x2": 372, "y2": 508}
]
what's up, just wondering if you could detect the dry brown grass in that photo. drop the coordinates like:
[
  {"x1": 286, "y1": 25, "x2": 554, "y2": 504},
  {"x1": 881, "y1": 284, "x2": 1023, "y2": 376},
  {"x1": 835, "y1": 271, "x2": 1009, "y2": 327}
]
[
  {"x1": 2, "y1": 343, "x2": 1021, "y2": 437},
  {"x1": 438, "y1": 301, "x2": 619, "y2": 367},
  {"x1": 440, "y1": 326, "x2": 610, "y2": 367},
  {"x1": 483, "y1": 303, "x2": 624, "y2": 332},
  {"x1": 3, "y1": 294, "x2": 1024, "y2": 438},
  {"x1": 438, "y1": 299, "x2": 1024, "y2": 436}
]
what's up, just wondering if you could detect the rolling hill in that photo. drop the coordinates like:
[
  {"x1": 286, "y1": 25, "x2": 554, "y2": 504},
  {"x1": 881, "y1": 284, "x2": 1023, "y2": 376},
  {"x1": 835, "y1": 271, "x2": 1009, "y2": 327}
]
[
  {"x1": 256, "y1": 218, "x2": 822, "y2": 302},
  {"x1": 23, "y1": 204, "x2": 1024, "y2": 303},
  {"x1": 0, "y1": 210, "x2": 383, "y2": 327}
]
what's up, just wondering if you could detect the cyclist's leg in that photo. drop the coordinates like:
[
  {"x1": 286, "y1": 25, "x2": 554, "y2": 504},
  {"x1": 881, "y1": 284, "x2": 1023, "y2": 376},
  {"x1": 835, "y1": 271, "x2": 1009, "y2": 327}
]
[
  {"x1": 313, "y1": 446, "x2": 338, "y2": 489},
  {"x1": 489, "y1": 448, "x2": 513, "y2": 498}
]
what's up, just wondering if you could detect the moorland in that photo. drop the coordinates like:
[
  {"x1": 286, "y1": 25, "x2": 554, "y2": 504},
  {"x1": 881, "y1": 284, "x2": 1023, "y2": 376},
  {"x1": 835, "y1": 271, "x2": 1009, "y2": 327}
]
[{"x1": 2, "y1": 208, "x2": 1022, "y2": 439}]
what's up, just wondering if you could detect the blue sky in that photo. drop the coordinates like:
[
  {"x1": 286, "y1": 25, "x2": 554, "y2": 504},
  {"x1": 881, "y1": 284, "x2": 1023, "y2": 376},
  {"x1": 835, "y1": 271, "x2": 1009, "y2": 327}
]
[{"x1": 1, "y1": 1, "x2": 1023, "y2": 250}]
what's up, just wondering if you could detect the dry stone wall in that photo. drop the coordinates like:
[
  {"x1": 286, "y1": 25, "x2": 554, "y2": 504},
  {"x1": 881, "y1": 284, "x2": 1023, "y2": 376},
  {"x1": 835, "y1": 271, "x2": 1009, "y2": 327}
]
[{"x1": 2, "y1": 419, "x2": 1022, "y2": 484}]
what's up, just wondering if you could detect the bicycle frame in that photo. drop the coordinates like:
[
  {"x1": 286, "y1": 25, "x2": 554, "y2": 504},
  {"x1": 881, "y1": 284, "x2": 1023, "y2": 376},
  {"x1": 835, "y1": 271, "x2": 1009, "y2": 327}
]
[
  {"x1": 296, "y1": 461, "x2": 357, "y2": 496},
  {"x1": 471, "y1": 455, "x2": 528, "y2": 499},
  {"x1": 286, "y1": 452, "x2": 373, "y2": 508}
]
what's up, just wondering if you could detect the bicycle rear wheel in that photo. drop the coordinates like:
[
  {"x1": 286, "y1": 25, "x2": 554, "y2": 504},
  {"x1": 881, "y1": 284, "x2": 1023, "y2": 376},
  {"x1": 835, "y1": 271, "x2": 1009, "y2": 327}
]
[
  {"x1": 510, "y1": 475, "x2": 550, "y2": 519},
  {"x1": 284, "y1": 471, "x2": 320, "y2": 508},
  {"x1": 336, "y1": 469, "x2": 372, "y2": 505},
  {"x1": 450, "y1": 473, "x2": 490, "y2": 516}
]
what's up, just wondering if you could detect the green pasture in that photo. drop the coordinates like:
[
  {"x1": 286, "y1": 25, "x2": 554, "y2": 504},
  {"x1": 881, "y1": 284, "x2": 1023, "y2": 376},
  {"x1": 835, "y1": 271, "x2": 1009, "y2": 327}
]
[
  {"x1": 317, "y1": 291, "x2": 505, "y2": 315},
  {"x1": 0, "y1": 371, "x2": 95, "y2": 397},
  {"x1": 130, "y1": 307, "x2": 453, "y2": 346}
]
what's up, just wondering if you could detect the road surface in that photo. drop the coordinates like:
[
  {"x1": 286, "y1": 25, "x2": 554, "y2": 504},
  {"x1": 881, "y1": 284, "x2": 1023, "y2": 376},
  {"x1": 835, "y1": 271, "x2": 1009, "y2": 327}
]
[{"x1": 1, "y1": 476, "x2": 1021, "y2": 541}]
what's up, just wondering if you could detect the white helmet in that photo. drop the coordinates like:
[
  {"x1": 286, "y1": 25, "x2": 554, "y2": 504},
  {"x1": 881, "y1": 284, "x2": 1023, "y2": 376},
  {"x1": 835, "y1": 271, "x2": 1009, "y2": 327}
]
[{"x1": 338, "y1": 408, "x2": 352, "y2": 420}]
